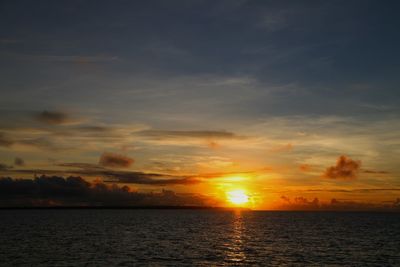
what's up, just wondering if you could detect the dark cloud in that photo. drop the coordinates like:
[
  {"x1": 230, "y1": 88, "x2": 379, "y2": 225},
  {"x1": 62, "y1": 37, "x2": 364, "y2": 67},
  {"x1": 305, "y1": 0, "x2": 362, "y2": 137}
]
[
  {"x1": 14, "y1": 157, "x2": 25, "y2": 166},
  {"x1": 0, "y1": 132, "x2": 14, "y2": 147},
  {"x1": 35, "y1": 110, "x2": 71, "y2": 125},
  {"x1": 103, "y1": 173, "x2": 200, "y2": 185},
  {"x1": 0, "y1": 127, "x2": 61, "y2": 150},
  {"x1": 99, "y1": 152, "x2": 134, "y2": 168},
  {"x1": 19, "y1": 137, "x2": 58, "y2": 150},
  {"x1": 328, "y1": 198, "x2": 399, "y2": 211},
  {"x1": 395, "y1": 198, "x2": 400, "y2": 208},
  {"x1": 4, "y1": 166, "x2": 199, "y2": 186},
  {"x1": 280, "y1": 195, "x2": 290, "y2": 202},
  {"x1": 279, "y1": 195, "x2": 320, "y2": 210},
  {"x1": 57, "y1": 162, "x2": 105, "y2": 170},
  {"x1": 0, "y1": 175, "x2": 208, "y2": 207},
  {"x1": 83, "y1": 169, "x2": 200, "y2": 186},
  {"x1": 0, "y1": 163, "x2": 13, "y2": 171},
  {"x1": 55, "y1": 125, "x2": 122, "y2": 139},
  {"x1": 278, "y1": 196, "x2": 400, "y2": 211},
  {"x1": 363, "y1": 170, "x2": 389, "y2": 174},
  {"x1": 136, "y1": 130, "x2": 244, "y2": 140},
  {"x1": 304, "y1": 188, "x2": 400, "y2": 193},
  {"x1": 352, "y1": 188, "x2": 400, "y2": 193},
  {"x1": 324, "y1": 155, "x2": 361, "y2": 180},
  {"x1": 74, "y1": 126, "x2": 112, "y2": 133}
]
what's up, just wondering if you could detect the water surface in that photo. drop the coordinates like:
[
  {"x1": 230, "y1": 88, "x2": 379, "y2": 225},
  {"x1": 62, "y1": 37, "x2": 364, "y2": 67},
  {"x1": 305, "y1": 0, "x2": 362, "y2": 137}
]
[{"x1": 1, "y1": 210, "x2": 399, "y2": 266}]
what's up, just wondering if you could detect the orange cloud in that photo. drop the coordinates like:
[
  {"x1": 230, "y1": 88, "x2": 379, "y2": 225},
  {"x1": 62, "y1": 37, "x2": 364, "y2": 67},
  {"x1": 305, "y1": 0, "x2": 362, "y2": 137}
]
[
  {"x1": 269, "y1": 143, "x2": 293, "y2": 153},
  {"x1": 299, "y1": 164, "x2": 311, "y2": 172},
  {"x1": 207, "y1": 140, "x2": 220, "y2": 149},
  {"x1": 323, "y1": 155, "x2": 361, "y2": 180}
]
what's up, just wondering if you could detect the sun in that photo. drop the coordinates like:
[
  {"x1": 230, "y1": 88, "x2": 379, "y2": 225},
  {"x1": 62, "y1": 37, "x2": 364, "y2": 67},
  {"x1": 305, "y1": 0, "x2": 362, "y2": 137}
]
[{"x1": 227, "y1": 189, "x2": 249, "y2": 205}]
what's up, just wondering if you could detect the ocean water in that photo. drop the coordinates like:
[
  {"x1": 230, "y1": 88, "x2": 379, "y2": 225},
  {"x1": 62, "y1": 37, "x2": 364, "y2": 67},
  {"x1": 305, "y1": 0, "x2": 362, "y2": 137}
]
[{"x1": 0, "y1": 210, "x2": 399, "y2": 266}]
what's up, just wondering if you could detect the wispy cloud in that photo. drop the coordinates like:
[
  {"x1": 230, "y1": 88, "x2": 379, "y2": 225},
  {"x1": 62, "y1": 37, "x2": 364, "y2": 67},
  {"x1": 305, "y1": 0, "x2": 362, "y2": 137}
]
[{"x1": 136, "y1": 130, "x2": 245, "y2": 140}]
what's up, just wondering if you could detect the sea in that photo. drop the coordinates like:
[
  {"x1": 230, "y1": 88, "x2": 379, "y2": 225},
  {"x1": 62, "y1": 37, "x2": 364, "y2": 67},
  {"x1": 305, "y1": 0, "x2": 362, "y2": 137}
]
[{"x1": 0, "y1": 209, "x2": 399, "y2": 266}]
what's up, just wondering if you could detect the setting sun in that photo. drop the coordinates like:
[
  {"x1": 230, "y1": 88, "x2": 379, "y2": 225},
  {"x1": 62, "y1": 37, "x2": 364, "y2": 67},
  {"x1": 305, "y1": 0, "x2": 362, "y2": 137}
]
[{"x1": 227, "y1": 189, "x2": 249, "y2": 205}]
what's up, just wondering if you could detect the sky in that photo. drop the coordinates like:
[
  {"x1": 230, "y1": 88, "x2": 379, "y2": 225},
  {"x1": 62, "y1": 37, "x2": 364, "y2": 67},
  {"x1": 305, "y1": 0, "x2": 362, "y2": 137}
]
[{"x1": 0, "y1": 0, "x2": 399, "y2": 210}]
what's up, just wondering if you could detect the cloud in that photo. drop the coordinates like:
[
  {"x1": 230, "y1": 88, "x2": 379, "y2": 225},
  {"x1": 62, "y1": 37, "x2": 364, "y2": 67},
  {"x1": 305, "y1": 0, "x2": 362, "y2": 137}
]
[
  {"x1": 0, "y1": 175, "x2": 209, "y2": 207},
  {"x1": 279, "y1": 195, "x2": 320, "y2": 210},
  {"x1": 327, "y1": 198, "x2": 399, "y2": 211},
  {"x1": 5, "y1": 164, "x2": 199, "y2": 186},
  {"x1": 277, "y1": 196, "x2": 400, "y2": 211},
  {"x1": 0, "y1": 132, "x2": 14, "y2": 147},
  {"x1": 207, "y1": 140, "x2": 221, "y2": 149},
  {"x1": 269, "y1": 143, "x2": 293, "y2": 153},
  {"x1": 323, "y1": 155, "x2": 361, "y2": 180},
  {"x1": 0, "y1": 131, "x2": 59, "y2": 150},
  {"x1": 363, "y1": 170, "x2": 389, "y2": 174},
  {"x1": 0, "y1": 163, "x2": 13, "y2": 171},
  {"x1": 99, "y1": 152, "x2": 134, "y2": 168},
  {"x1": 86, "y1": 169, "x2": 199, "y2": 186},
  {"x1": 103, "y1": 173, "x2": 200, "y2": 185},
  {"x1": 14, "y1": 157, "x2": 25, "y2": 166},
  {"x1": 299, "y1": 164, "x2": 311, "y2": 172},
  {"x1": 136, "y1": 130, "x2": 244, "y2": 140},
  {"x1": 35, "y1": 110, "x2": 72, "y2": 125},
  {"x1": 304, "y1": 188, "x2": 400, "y2": 193},
  {"x1": 57, "y1": 163, "x2": 105, "y2": 170},
  {"x1": 280, "y1": 195, "x2": 290, "y2": 202},
  {"x1": 19, "y1": 137, "x2": 58, "y2": 150}
]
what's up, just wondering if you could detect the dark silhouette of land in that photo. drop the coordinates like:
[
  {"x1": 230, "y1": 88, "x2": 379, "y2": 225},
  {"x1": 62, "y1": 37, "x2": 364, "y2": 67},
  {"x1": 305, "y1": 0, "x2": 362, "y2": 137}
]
[{"x1": 0, "y1": 205, "x2": 251, "y2": 211}]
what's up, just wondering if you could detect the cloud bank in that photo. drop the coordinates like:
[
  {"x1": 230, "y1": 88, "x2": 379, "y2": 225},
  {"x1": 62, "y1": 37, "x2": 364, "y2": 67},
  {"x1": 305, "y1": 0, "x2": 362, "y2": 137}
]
[
  {"x1": 6, "y1": 163, "x2": 200, "y2": 186},
  {"x1": 278, "y1": 196, "x2": 400, "y2": 211},
  {"x1": 0, "y1": 175, "x2": 209, "y2": 207}
]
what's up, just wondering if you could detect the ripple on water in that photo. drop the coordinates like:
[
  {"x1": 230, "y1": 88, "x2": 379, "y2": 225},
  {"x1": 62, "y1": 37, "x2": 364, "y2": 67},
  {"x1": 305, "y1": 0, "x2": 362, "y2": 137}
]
[{"x1": 0, "y1": 210, "x2": 399, "y2": 266}]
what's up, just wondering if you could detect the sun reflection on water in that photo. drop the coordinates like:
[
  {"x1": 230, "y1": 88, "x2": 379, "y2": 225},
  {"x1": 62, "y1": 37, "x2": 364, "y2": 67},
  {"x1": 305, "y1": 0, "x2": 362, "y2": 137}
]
[{"x1": 224, "y1": 210, "x2": 247, "y2": 264}]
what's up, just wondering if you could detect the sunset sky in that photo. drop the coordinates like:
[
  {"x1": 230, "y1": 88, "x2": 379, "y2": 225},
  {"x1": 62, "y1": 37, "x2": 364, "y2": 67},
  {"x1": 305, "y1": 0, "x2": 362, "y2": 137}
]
[{"x1": 0, "y1": 0, "x2": 399, "y2": 210}]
